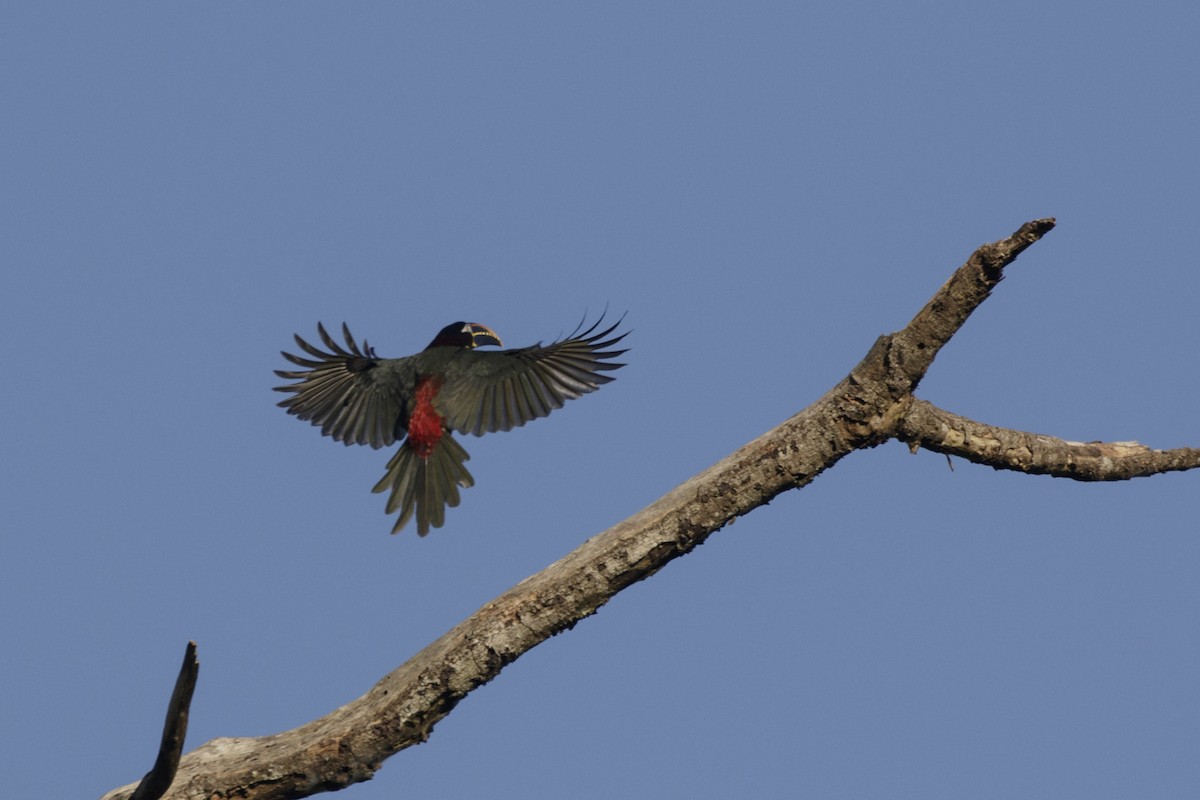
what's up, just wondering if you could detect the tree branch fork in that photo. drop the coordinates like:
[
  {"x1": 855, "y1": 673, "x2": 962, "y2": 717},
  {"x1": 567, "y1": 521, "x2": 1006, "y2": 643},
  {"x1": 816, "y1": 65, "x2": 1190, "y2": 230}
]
[{"x1": 102, "y1": 219, "x2": 1200, "y2": 800}]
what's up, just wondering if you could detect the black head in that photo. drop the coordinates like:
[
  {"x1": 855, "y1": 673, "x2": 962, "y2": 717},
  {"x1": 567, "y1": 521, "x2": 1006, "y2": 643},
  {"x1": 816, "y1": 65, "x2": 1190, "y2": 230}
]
[{"x1": 425, "y1": 321, "x2": 503, "y2": 350}]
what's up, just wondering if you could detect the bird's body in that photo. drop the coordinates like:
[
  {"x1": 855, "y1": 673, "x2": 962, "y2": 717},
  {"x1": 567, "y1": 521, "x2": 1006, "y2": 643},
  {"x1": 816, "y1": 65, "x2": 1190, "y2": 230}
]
[{"x1": 274, "y1": 318, "x2": 627, "y2": 535}]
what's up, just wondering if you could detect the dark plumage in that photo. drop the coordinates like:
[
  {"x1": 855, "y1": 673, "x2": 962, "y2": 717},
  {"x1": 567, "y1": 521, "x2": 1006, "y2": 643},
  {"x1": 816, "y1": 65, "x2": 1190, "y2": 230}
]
[{"x1": 274, "y1": 317, "x2": 628, "y2": 535}]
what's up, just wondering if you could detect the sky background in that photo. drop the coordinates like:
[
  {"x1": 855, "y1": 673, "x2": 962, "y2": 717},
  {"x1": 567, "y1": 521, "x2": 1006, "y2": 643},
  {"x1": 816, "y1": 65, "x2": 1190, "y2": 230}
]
[{"x1": 3, "y1": 3, "x2": 1199, "y2": 798}]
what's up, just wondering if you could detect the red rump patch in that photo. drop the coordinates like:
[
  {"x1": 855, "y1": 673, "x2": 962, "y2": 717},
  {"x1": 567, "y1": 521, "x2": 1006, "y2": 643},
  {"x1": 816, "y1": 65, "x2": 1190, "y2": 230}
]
[{"x1": 407, "y1": 376, "x2": 445, "y2": 458}]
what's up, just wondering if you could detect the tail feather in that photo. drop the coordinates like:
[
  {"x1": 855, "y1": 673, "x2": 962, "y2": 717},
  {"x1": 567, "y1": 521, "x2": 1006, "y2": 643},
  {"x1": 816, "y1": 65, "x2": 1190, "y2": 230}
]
[{"x1": 373, "y1": 433, "x2": 475, "y2": 536}]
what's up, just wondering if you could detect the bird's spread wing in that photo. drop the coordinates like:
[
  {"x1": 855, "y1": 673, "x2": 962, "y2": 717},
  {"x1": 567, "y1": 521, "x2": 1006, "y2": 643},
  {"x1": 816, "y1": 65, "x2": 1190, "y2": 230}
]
[
  {"x1": 274, "y1": 322, "x2": 411, "y2": 449},
  {"x1": 435, "y1": 316, "x2": 628, "y2": 437}
]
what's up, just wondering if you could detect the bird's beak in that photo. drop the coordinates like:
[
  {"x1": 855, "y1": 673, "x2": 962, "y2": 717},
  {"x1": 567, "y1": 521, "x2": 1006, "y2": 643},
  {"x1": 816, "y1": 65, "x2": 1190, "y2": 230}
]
[{"x1": 466, "y1": 323, "x2": 502, "y2": 348}]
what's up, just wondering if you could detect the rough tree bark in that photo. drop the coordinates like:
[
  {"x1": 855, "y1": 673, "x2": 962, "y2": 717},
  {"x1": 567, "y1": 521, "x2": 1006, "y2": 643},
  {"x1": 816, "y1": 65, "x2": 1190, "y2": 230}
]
[{"x1": 101, "y1": 219, "x2": 1200, "y2": 800}]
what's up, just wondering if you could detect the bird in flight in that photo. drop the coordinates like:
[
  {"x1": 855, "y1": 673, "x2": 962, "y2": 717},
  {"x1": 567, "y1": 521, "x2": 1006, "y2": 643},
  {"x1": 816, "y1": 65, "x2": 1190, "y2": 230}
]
[{"x1": 275, "y1": 317, "x2": 628, "y2": 536}]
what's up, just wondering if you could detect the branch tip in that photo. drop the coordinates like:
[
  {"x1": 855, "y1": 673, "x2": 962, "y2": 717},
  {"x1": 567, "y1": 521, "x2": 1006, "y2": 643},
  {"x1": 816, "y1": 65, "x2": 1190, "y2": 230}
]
[{"x1": 1020, "y1": 217, "x2": 1056, "y2": 238}]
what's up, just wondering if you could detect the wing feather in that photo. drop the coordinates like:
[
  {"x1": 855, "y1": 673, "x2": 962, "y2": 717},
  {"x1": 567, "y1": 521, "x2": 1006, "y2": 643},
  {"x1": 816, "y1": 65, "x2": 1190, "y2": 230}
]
[
  {"x1": 274, "y1": 322, "x2": 412, "y2": 449},
  {"x1": 436, "y1": 316, "x2": 628, "y2": 436}
]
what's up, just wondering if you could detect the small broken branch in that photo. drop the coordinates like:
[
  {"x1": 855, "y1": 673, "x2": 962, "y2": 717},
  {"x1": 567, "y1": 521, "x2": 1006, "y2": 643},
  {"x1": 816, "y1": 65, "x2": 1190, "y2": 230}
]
[{"x1": 128, "y1": 642, "x2": 199, "y2": 800}]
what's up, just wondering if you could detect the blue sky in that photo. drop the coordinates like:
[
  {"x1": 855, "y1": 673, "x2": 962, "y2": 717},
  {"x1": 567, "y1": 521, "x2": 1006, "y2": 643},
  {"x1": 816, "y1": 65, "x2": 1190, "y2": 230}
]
[{"x1": 4, "y1": 4, "x2": 1199, "y2": 798}]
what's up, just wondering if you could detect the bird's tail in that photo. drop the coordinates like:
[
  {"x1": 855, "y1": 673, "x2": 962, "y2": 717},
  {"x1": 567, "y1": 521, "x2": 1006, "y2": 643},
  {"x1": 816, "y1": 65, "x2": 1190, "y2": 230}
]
[{"x1": 373, "y1": 433, "x2": 475, "y2": 536}]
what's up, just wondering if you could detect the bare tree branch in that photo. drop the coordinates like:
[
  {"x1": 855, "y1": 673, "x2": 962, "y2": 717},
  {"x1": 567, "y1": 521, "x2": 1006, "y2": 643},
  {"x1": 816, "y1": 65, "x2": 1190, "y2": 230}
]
[
  {"x1": 128, "y1": 642, "x2": 200, "y2": 800},
  {"x1": 101, "y1": 219, "x2": 1197, "y2": 800},
  {"x1": 897, "y1": 399, "x2": 1200, "y2": 479},
  {"x1": 889, "y1": 217, "x2": 1056, "y2": 389}
]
